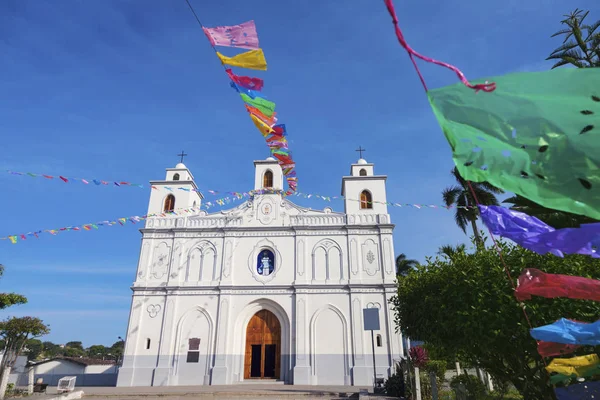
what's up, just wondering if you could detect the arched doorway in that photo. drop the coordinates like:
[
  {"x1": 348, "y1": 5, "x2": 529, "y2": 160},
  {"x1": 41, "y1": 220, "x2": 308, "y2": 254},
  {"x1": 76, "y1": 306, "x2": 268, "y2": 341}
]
[{"x1": 244, "y1": 310, "x2": 281, "y2": 379}]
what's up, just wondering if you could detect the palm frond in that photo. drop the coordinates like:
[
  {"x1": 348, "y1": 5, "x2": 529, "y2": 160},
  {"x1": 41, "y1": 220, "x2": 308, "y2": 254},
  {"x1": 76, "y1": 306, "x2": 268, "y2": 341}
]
[
  {"x1": 442, "y1": 186, "x2": 462, "y2": 207},
  {"x1": 454, "y1": 195, "x2": 469, "y2": 234}
]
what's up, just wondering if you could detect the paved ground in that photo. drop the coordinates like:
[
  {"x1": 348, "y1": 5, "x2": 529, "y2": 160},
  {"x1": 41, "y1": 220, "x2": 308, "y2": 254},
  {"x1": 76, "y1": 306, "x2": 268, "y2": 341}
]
[
  {"x1": 33, "y1": 385, "x2": 399, "y2": 400},
  {"x1": 17, "y1": 385, "x2": 399, "y2": 400}
]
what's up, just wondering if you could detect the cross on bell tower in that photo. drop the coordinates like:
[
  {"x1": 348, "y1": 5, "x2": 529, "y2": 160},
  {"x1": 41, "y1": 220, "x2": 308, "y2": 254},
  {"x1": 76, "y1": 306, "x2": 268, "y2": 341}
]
[
  {"x1": 177, "y1": 151, "x2": 188, "y2": 164},
  {"x1": 355, "y1": 146, "x2": 366, "y2": 159}
]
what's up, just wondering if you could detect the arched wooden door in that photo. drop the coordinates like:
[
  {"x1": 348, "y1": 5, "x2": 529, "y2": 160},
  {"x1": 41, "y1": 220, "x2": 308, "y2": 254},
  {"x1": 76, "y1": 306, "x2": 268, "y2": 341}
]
[{"x1": 244, "y1": 310, "x2": 281, "y2": 379}]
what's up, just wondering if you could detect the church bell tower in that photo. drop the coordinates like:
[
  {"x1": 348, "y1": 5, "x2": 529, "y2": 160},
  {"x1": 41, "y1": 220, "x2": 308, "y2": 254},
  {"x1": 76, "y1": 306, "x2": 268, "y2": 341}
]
[
  {"x1": 341, "y1": 148, "x2": 388, "y2": 216},
  {"x1": 147, "y1": 153, "x2": 203, "y2": 215}
]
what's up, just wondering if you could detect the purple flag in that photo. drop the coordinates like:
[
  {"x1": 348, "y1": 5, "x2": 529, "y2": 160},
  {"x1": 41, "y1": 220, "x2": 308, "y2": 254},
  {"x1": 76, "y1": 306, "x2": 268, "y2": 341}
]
[
  {"x1": 478, "y1": 205, "x2": 600, "y2": 258},
  {"x1": 202, "y1": 20, "x2": 259, "y2": 50}
]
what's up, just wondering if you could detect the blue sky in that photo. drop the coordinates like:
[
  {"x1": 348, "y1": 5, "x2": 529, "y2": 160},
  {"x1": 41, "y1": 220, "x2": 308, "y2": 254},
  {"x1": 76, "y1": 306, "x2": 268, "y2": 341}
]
[{"x1": 0, "y1": 0, "x2": 593, "y2": 346}]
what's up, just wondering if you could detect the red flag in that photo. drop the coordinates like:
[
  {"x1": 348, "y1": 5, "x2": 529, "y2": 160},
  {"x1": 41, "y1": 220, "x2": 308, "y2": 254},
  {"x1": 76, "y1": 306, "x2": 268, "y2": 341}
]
[
  {"x1": 43, "y1": 175, "x2": 54, "y2": 179},
  {"x1": 537, "y1": 341, "x2": 580, "y2": 357},
  {"x1": 59, "y1": 176, "x2": 68, "y2": 183},
  {"x1": 515, "y1": 268, "x2": 600, "y2": 302},
  {"x1": 245, "y1": 105, "x2": 277, "y2": 126},
  {"x1": 226, "y1": 69, "x2": 264, "y2": 91}
]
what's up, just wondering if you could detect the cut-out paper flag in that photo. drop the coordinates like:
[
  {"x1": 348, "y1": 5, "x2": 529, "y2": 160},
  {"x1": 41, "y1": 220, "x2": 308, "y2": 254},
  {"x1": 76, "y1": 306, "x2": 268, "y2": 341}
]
[
  {"x1": 240, "y1": 94, "x2": 275, "y2": 116},
  {"x1": 246, "y1": 104, "x2": 277, "y2": 126},
  {"x1": 555, "y1": 380, "x2": 600, "y2": 400},
  {"x1": 226, "y1": 69, "x2": 264, "y2": 91},
  {"x1": 216, "y1": 49, "x2": 267, "y2": 71},
  {"x1": 203, "y1": 20, "x2": 259, "y2": 49},
  {"x1": 546, "y1": 354, "x2": 600, "y2": 377},
  {"x1": 428, "y1": 68, "x2": 600, "y2": 220},
  {"x1": 515, "y1": 268, "x2": 600, "y2": 302},
  {"x1": 530, "y1": 318, "x2": 600, "y2": 346},
  {"x1": 478, "y1": 205, "x2": 600, "y2": 258},
  {"x1": 230, "y1": 81, "x2": 263, "y2": 99},
  {"x1": 537, "y1": 341, "x2": 580, "y2": 358},
  {"x1": 249, "y1": 113, "x2": 274, "y2": 137}
]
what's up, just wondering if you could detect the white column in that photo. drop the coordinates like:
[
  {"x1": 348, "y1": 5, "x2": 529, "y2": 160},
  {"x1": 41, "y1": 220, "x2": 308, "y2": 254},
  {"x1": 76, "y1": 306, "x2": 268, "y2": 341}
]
[{"x1": 211, "y1": 296, "x2": 231, "y2": 384}]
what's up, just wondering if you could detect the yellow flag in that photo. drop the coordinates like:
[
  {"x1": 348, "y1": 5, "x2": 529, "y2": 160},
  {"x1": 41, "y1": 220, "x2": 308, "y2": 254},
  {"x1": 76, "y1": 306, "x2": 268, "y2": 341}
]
[
  {"x1": 217, "y1": 49, "x2": 267, "y2": 71},
  {"x1": 250, "y1": 113, "x2": 274, "y2": 137},
  {"x1": 546, "y1": 354, "x2": 600, "y2": 376}
]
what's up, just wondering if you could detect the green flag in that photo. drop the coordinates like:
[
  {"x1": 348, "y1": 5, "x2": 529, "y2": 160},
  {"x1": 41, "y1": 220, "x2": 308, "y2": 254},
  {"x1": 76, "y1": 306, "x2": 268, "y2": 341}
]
[{"x1": 428, "y1": 68, "x2": 600, "y2": 220}]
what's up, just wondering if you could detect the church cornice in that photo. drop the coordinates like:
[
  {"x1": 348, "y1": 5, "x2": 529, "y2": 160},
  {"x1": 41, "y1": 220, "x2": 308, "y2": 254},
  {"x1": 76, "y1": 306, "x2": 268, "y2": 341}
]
[
  {"x1": 148, "y1": 179, "x2": 200, "y2": 191},
  {"x1": 129, "y1": 282, "x2": 398, "y2": 295},
  {"x1": 139, "y1": 224, "x2": 395, "y2": 237}
]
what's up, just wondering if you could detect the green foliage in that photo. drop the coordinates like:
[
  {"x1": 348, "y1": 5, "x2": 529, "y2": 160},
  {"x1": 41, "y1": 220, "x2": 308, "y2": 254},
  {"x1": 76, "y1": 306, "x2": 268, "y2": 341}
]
[
  {"x1": 450, "y1": 375, "x2": 486, "y2": 400},
  {"x1": 396, "y1": 253, "x2": 419, "y2": 276},
  {"x1": 87, "y1": 345, "x2": 108, "y2": 358},
  {"x1": 390, "y1": 236, "x2": 600, "y2": 400},
  {"x1": 424, "y1": 360, "x2": 447, "y2": 384},
  {"x1": 547, "y1": 9, "x2": 600, "y2": 69},
  {"x1": 0, "y1": 294, "x2": 27, "y2": 310},
  {"x1": 0, "y1": 316, "x2": 50, "y2": 386},
  {"x1": 24, "y1": 339, "x2": 43, "y2": 361},
  {"x1": 442, "y1": 167, "x2": 503, "y2": 241},
  {"x1": 41, "y1": 341, "x2": 61, "y2": 358},
  {"x1": 65, "y1": 341, "x2": 83, "y2": 350},
  {"x1": 384, "y1": 365, "x2": 406, "y2": 398}
]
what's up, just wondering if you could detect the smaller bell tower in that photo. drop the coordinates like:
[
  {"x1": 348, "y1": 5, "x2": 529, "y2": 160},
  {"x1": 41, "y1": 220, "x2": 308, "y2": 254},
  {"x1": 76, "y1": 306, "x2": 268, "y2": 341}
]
[
  {"x1": 254, "y1": 157, "x2": 284, "y2": 191},
  {"x1": 341, "y1": 148, "x2": 388, "y2": 216},
  {"x1": 147, "y1": 155, "x2": 203, "y2": 215}
]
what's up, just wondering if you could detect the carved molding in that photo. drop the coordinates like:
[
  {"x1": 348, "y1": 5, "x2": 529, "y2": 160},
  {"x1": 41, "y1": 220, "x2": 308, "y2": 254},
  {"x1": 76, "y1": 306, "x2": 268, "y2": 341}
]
[
  {"x1": 361, "y1": 239, "x2": 380, "y2": 277},
  {"x1": 297, "y1": 239, "x2": 305, "y2": 277}
]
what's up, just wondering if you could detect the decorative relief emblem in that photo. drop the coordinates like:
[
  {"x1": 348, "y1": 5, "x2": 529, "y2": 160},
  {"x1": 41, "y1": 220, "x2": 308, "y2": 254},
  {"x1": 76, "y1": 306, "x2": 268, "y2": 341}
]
[
  {"x1": 258, "y1": 199, "x2": 276, "y2": 225},
  {"x1": 151, "y1": 242, "x2": 171, "y2": 279},
  {"x1": 361, "y1": 239, "x2": 380, "y2": 276},
  {"x1": 366, "y1": 251, "x2": 375, "y2": 264},
  {"x1": 147, "y1": 304, "x2": 161, "y2": 318}
]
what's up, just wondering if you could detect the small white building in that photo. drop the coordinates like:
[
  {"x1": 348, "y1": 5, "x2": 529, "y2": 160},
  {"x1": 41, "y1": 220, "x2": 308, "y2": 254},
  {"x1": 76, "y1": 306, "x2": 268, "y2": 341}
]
[
  {"x1": 117, "y1": 156, "x2": 403, "y2": 387},
  {"x1": 24, "y1": 357, "x2": 117, "y2": 386}
]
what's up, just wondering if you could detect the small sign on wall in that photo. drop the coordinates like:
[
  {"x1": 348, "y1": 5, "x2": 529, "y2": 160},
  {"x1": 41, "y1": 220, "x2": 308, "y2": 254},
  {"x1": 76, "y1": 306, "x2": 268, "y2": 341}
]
[{"x1": 363, "y1": 308, "x2": 380, "y2": 331}]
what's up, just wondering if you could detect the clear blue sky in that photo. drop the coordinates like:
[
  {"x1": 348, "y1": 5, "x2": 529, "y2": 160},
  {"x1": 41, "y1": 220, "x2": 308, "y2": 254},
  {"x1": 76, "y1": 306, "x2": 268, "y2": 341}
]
[{"x1": 0, "y1": 0, "x2": 592, "y2": 347}]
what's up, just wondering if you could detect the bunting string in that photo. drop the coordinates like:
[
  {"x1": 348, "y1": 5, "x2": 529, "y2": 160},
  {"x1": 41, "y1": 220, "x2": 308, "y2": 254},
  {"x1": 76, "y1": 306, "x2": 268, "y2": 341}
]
[
  {"x1": 1, "y1": 191, "x2": 499, "y2": 244},
  {"x1": 5, "y1": 169, "x2": 498, "y2": 210},
  {"x1": 184, "y1": 0, "x2": 298, "y2": 194}
]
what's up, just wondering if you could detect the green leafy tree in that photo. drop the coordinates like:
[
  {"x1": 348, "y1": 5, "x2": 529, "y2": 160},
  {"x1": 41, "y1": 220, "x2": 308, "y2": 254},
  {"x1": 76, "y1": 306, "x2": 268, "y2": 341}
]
[
  {"x1": 547, "y1": 9, "x2": 600, "y2": 69},
  {"x1": 87, "y1": 345, "x2": 108, "y2": 359},
  {"x1": 0, "y1": 265, "x2": 27, "y2": 310},
  {"x1": 65, "y1": 341, "x2": 83, "y2": 350},
  {"x1": 441, "y1": 167, "x2": 503, "y2": 245},
  {"x1": 24, "y1": 339, "x2": 44, "y2": 361},
  {"x1": 0, "y1": 317, "x2": 50, "y2": 399},
  {"x1": 436, "y1": 244, "x2": 467, "y2": 261},
  {"x1": 41, "y1": 341, "x2": 61, "y2": 358},
  {"x1": 390, "y1": 236, "x2": 600, "y2": 400},
  {"x1": 395, "y1": 253, "x2": 419, "y2": 276}
]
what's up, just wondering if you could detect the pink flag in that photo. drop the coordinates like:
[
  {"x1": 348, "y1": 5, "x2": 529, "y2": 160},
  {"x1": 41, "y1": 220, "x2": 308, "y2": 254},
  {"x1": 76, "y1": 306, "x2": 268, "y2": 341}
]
[{"x1": 202, "y1": 20, "x2": 259, "y2": 50}]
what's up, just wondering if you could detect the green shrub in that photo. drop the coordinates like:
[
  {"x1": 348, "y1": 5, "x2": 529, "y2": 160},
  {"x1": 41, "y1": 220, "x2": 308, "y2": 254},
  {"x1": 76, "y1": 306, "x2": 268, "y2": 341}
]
[
  {"x1": 425, "y1": 359, "x2": 447, "y2": 383},
  {"x1": 450, "y1": 374, "x2": 486, "y2": 400},
  {"x1": 384, "y1": 368, "x2": 406, "y2": 398}
]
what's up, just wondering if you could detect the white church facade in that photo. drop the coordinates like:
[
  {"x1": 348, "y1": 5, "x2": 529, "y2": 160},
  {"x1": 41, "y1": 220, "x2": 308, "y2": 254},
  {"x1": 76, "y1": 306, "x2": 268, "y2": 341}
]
[{"x1": 116, "y1": 156, "x2": 403, "y2": 387}]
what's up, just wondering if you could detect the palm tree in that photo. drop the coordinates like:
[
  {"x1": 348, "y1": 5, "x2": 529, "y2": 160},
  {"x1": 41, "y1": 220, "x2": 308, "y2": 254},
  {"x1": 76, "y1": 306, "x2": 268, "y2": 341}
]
[
  {"x1": 437, "y1": 244, "x2": 467, "y2": 260},
  {"x1": 547, "y1": 9, "x2": 600, "y2": 69},
  {"x1": 503, "y1": 194, "x2": 597, "y2": 229},
  {"x1": 442, "y1": 167, "x2": 504, "y2": 244},
  {"x1": 395, "y1": 253, "x2": 419, "y2": 276}
]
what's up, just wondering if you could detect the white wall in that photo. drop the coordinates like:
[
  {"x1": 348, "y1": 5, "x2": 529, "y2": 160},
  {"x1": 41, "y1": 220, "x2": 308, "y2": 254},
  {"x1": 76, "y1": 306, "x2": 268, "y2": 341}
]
[{"x1": 117, "y1": 160, "x2": 402, "y2": 387}]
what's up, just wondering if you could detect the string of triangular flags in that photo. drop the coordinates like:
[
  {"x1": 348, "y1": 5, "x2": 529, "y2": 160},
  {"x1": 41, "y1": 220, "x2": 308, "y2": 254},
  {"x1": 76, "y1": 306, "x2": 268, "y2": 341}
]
[
  {"x1": 4, "y1": 168, "x2": 494, "y2": 209},
  {"x1": 1, "y1": 192, "x2": 491, "y2": 245},
  {"x1": 198, "y1": 19, "x2": 297, "y2": 195}
]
